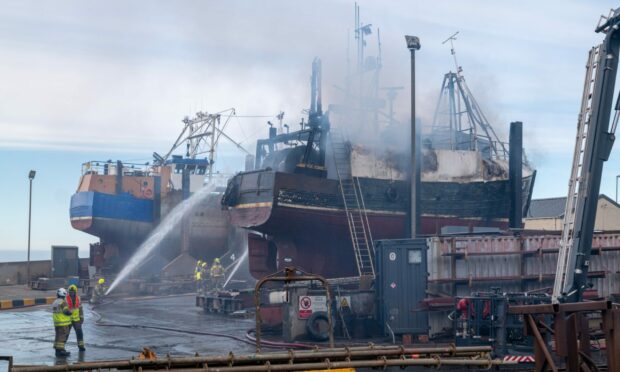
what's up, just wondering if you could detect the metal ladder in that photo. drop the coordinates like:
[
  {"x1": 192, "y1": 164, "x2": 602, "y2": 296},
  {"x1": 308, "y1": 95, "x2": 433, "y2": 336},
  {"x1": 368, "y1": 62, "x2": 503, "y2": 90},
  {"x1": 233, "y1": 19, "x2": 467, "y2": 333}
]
[
  {"x1": 552, "y1": 46, "x2": 601, "y2": 303},
  {"x1": 330, "y1": 130, "x2": 375, "y2": 278}
]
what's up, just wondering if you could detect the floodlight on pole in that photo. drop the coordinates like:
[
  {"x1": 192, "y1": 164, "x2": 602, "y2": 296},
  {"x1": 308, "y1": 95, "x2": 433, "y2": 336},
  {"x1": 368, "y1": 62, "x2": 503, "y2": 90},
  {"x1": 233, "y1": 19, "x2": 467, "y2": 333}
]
[
  {"x1": 27, "y1": 170, "x2": 36, "y2": 285},
  {"x1": 405, "y1": 35, "x2": 421, "y2": 239},
  {"x1": 405, "y1": 35, "x2": 421, "y2": 50}
]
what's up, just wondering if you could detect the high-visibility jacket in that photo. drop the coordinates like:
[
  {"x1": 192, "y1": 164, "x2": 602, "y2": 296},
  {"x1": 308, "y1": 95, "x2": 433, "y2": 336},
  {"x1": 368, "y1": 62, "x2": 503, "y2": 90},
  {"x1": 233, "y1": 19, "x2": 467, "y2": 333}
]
[
  {"x1": 91, "y1": 283, "x2": 106, "y2": 303},
  {"x1": 195, "y1": 271, "x2": 202, "y2": 281},
  {"x1": 66, "y1": 293, "x2": 83, "y2": 323},
  {"x1": 52, "y1": 298, "x2": 72, "y2": 327},
  {"x1": 210, "y1": 264, "x2": 225, "y2": 278}
]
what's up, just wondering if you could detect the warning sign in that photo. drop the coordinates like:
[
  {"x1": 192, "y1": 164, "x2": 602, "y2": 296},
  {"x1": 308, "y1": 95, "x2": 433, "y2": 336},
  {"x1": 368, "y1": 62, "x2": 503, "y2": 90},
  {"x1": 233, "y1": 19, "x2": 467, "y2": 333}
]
[
  {"x1": 298, "y1": 295, "x2": 327, "y2": 319},
  {"x1": 335, "y1": 295, "x2": 351, "y2": 309}
]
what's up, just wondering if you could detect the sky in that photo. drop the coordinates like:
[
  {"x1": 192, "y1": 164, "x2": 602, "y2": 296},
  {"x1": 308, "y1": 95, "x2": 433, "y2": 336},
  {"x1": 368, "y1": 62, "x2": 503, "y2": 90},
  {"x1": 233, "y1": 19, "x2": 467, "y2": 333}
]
[{"x1": 1, "y1": 0, "x2": 620, "y2": 256}]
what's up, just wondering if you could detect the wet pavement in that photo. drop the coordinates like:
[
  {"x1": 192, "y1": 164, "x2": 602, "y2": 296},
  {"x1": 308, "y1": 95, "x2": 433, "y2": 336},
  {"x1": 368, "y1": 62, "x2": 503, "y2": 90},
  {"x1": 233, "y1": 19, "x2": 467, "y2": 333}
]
[
  {"x1": 0, "y1": 285, "x2": 57, "y2": 301},
  {"x1": 0, "y1": 294, "x2": 255, "y2": 366}
]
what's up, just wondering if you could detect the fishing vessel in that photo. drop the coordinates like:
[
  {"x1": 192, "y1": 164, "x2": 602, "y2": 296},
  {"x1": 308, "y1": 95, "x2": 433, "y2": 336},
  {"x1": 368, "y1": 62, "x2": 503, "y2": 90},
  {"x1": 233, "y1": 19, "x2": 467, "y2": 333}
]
[
  {"x1": 70, "y1": 109, "x2": 249, "y2": 273},
  {"x1": 221, "y1": 27, "x2": 535, "y2": 279}
]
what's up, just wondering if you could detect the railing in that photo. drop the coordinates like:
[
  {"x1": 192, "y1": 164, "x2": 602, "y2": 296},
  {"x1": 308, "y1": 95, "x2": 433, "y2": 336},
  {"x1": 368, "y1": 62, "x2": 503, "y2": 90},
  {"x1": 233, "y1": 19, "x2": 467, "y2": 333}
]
[{"x1": 81, "y1": 160, "x2": 154, "y2": 176}]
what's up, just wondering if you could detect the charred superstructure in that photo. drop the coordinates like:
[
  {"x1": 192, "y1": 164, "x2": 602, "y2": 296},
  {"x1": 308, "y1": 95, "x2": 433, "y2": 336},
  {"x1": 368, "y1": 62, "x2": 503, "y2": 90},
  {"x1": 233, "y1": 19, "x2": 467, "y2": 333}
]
[
  {"x1": 254, "y1": 58, "x2": 329, "y2": 178},
  {"x1": 222, "y1": 51, "x2": 535, "y2": 279}
]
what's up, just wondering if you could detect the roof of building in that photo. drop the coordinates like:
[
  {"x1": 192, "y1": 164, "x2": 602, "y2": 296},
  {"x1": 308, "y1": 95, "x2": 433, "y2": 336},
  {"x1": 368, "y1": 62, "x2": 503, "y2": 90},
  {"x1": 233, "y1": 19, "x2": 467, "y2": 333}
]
[
  {"x1": 526, "y1": 197, "x2": 566, "y2": 219},
  {"x1": 526, "y1": 194, "x2": 620, "y2": 219}
]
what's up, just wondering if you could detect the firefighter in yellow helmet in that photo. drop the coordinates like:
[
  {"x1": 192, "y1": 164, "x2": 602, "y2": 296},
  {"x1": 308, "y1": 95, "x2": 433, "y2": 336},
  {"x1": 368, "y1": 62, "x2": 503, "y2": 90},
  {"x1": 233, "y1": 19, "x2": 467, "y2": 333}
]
[
  {"x1": 194, "y1": 265, "x2": 203, "y2": 294},
  {"x1": 91, "y1": 278, "x2": 106, "y2": 304},
  {"x1": 52, "y1": 288, "x2": 72, "y2": 357},
  {"x1": 200, "y1": 261, "x2": 209, "y2": 293},
  {"x1": 67, "y1": 284, "x2": 85, "y2": 351},
  {"x1": 210, "y1": 258, "x2": 225, "y2": 291},
  {"x1": 194, "y1": 260, "x2": 202, "y2": 277}
]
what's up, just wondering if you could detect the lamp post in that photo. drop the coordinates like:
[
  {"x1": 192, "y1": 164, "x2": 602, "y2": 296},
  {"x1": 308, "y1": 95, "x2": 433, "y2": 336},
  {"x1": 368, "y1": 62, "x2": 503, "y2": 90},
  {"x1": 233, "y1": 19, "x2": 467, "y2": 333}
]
[
  {"x1": 27, "y1": 170, "x2": 36, "y2": 285},
  {"x1": 405, "y1": 35, "x2": 421, "y2": 238}
]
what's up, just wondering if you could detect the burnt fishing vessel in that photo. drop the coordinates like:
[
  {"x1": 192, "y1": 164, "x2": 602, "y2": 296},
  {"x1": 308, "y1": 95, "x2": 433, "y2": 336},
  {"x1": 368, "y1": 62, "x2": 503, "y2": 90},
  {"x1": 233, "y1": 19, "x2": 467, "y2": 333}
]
[
  {"x1": 221, "y1": 27, "x2": 535, "y2": 279},
  {"x1": 70, "y1": 109, "x2": 249, "y2": 273}
]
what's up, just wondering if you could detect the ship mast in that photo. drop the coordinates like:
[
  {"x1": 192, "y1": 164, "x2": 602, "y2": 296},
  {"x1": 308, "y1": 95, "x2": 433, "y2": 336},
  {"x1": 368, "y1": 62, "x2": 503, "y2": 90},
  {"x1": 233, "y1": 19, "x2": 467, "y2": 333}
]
[
  {"x1": 159, "y1": 108, "x2": 250, "y2": 181},
  {"x1": 431, "y1": 33, "x2": 508, "y2": 160},
  {"x1": 334, "y1": 4, "x2": 391, "y2": 141}
]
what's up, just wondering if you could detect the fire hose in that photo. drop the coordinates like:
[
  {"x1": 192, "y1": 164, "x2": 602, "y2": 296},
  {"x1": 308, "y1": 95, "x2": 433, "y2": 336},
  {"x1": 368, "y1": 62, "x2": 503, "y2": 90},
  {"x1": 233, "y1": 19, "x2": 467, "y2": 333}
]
[{"x1": 92, "y1": 308, "x2": 313, "y2": 350}]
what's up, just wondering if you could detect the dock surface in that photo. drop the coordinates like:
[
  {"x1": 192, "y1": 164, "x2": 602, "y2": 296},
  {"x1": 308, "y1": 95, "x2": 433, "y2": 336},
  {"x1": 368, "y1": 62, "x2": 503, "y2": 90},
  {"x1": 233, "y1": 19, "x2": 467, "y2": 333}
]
[
  {"x1": 0, "y1": 294, "x2": 254, "y2": 365},
  {"x1": 0, "y1": 285, "x2": 57, "y2": 301}
]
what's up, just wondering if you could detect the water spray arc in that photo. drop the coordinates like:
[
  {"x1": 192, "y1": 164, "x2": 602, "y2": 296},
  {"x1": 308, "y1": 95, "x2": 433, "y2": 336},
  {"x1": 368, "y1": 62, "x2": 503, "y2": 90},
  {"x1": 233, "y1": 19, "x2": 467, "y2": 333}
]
[
  {"x1": 223, "y1": 248, "x2": 249, "y2": 288},
  {"x1": 106, "y1": 180, "x2": 220, "y2": 294}
]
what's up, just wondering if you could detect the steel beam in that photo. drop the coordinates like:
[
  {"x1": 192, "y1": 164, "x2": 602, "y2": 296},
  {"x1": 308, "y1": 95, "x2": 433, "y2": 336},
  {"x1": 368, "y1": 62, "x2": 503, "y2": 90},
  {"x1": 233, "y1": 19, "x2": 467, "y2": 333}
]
[
  {"x1": 526, "y1": 314, "x2": 558, "y2": 372},
  {"x1": 12, "y1": 345, "x2": 499, "y2": 372},
  {"x1": 603, "y1": 308, "x2": 620, "y2": 371}
]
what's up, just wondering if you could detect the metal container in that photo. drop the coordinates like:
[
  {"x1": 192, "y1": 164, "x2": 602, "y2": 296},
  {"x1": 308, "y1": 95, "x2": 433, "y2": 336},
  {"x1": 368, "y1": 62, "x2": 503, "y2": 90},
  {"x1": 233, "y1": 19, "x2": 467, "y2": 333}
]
[
  {"x1": 51, "y1": 246, "x2": 79, "y2": 278},
  {"x1": 375, "y1": 239, "x2": 429, "y2": 335},
  {"x1": 425, "y1": 233, "x2": 620, "y2": 336}
]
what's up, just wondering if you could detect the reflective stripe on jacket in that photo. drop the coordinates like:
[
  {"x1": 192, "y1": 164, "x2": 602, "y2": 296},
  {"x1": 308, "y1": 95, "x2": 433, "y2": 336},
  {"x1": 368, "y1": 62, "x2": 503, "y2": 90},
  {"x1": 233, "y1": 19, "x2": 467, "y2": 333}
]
[
  {"x1": 52, "y1": 298, "x2": 72, "y2": 327},
  {"x1": 210, "y1": 264, "x2": 225, "y2": 278}
]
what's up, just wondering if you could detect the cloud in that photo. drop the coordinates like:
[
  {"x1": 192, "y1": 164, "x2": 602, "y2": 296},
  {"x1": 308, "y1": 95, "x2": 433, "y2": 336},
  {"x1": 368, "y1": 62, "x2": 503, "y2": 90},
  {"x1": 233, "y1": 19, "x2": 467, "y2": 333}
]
[{"x1": 0, "y1": 0, "x2": 618, "y2": 160}]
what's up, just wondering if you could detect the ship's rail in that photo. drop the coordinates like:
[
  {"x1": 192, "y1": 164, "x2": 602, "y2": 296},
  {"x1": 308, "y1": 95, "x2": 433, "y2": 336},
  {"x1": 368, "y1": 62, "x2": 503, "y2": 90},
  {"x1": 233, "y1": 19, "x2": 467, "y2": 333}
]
[
  {"x1": 81, "y1": 160, "x2": 155, "y2": 177},
  {"x1": 423, "y1": 130, "x2": 510, "y2": 161}
]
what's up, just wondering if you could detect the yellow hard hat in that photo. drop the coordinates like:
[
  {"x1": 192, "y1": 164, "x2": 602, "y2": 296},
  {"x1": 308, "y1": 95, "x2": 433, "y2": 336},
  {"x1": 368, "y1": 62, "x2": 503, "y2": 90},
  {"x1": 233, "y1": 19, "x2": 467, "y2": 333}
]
[
  {"x1": 201, "y1": 262, "x2": 207, "y2": 267},
  {"x1": 98, "y1": 278, "x2": 105, "y2": 285},
  {"x1": 197, "y1": 260, "x2": 202, "y2": 265},
  {"x1": 214, "y1": 258, "x2": 220, "y2": 263},
  {"x1": 68, "y1": 284, "x2": 78, "y2": 292}
]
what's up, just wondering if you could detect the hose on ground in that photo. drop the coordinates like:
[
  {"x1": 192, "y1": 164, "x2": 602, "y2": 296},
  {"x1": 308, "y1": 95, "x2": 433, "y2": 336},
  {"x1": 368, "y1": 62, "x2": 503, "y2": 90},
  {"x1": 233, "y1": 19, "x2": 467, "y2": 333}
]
[
  {"x1": 91, "y1": 294, "x2": 389, "y2": 352},
  {"x1": 244, "y1": 329, "x2": 316, "y2": 349},
  {"x1": 92, "y1": 308, "x2": 305, "y2": 350}
]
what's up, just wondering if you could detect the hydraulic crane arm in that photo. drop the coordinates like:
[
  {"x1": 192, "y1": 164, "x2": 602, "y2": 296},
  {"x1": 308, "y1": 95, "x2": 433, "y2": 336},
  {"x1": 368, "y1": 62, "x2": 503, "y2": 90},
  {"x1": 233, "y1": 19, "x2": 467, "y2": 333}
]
[{"x1": 552, "y1": 8, "x2": 620, "y2": 303}]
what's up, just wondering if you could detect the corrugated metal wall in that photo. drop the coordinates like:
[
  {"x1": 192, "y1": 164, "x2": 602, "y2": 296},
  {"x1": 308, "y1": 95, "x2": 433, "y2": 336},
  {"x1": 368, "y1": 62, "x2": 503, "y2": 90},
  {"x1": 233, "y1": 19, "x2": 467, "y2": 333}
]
[{"x1": 426, "y1": 233, "x2": 620, "y2": 336}]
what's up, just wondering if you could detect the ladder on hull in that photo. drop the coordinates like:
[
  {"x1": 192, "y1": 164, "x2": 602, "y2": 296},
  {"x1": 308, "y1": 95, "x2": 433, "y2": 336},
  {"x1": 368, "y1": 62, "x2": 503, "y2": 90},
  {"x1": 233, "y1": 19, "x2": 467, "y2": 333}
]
[
  {"x1": 330, "y1": 130, "x2": 375, "y2": 278},
  {"x1": 552, "y1": 46, "x2": 601, "y2": 303}
]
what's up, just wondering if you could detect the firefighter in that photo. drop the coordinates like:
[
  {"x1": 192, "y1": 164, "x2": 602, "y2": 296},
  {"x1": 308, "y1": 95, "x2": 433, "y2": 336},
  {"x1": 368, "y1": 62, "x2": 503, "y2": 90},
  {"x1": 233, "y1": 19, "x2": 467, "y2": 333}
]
[
  {"x1": 67, "y1": 284, "x2": 85, "y2": 351},
  {"x1": 52, "y1": 288, "x2": 72, "y2": 357},
  {"x1": 195, "y1": 266, "x2": 203, "y2": 294},
  {"x1": 91, "y1": 278, "x2": 106, "y2": 304},
  {"x1": 210, "y1": 258, "x2": 225, "y2": 290},
  {"x1": 200, "y1": 261, "x2": 209, "y2": 293},
  {"x1": 194, "y1": 260, "x2": 203, "y2": 277}
]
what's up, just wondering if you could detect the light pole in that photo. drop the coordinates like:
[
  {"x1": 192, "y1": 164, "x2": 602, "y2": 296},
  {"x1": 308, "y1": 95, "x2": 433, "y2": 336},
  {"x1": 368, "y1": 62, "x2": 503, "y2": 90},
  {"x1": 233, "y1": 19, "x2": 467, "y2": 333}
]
[
  {"x1": 27, "y1": 170, "x2": 36, "y2": 285},
  {"x1": 405, "y1": 35, "x2": 421, "y2": 238}
]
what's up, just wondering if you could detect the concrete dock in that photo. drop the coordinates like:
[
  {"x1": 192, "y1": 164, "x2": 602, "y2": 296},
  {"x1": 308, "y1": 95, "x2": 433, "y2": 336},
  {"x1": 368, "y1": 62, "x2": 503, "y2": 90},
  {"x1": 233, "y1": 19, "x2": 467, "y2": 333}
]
[
  {"x1": 0, "y1": 285, "x2": 57, "y2": 300},
  {"x1": 0, "y1": 294, "x2": 255, "y2": 365}
]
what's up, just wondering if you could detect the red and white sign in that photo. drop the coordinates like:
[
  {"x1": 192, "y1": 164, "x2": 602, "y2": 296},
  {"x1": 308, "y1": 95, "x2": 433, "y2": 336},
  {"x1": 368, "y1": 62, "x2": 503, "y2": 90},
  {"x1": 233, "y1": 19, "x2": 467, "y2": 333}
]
[
  {"x1": 298, "y1": 295, "x2": 326, "y2": 319},
  {"x1": 503, "y1": 355, "x2": 534, "y2": 363}
]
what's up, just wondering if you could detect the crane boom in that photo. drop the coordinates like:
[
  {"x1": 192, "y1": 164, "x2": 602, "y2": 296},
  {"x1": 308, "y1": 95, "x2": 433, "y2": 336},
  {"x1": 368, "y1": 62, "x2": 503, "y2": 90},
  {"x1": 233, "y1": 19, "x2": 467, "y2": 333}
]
[{"x1": 552, "y1": 9, "x2": 620, "y2": 303}]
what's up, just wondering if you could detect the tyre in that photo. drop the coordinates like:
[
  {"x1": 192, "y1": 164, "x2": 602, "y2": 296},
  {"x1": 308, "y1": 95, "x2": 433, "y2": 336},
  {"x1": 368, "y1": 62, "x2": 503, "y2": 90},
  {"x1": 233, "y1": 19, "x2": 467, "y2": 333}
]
[{"x1": 305, "y1": 311, "x2": 332, "y2": 341}]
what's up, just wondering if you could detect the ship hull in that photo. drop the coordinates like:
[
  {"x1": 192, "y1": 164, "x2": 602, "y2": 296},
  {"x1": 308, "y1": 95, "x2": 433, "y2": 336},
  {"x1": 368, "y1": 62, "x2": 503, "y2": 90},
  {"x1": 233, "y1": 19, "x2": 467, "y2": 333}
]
[
  {"x1": 224, "y1": 170, "x2": 533, "y2": 279},
  {"x1": 70, "y1": 190, "x2": 231, "y2": 262}
]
